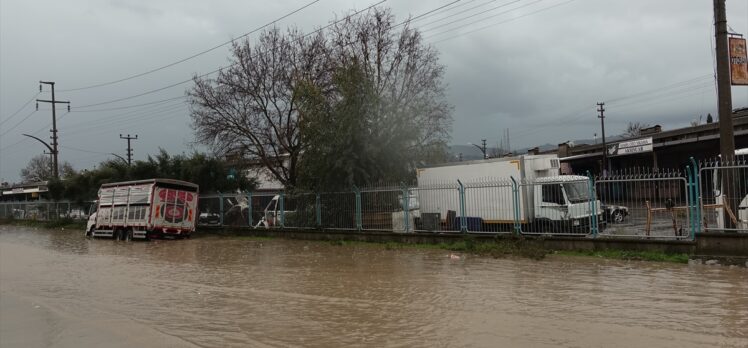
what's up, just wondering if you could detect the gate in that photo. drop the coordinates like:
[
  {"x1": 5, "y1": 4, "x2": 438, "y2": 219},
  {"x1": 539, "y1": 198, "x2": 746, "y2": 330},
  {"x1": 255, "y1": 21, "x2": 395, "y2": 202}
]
[
  {"x1": 595, "y1": 171, "x2": 692, "y2": 239},
  {"x1": 697, "y1": 157, "x2": 748, "y2": 233}
]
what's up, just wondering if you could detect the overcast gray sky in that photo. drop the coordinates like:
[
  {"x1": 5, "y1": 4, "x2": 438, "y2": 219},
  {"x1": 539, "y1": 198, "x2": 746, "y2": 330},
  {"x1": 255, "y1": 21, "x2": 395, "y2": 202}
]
[{"x1": 1, "y1": 0, "x2": 747, "y2": 182}]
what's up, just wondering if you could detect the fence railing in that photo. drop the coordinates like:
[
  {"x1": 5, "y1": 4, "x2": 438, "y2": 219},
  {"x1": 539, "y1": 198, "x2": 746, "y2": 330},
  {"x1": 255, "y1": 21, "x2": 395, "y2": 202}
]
[
  {"x1": 2, "y1": 157, "x2": 745, "y2": 239},
  {"x1": 696, "y1": 156, "x2": 748, "y2": 233},
  {"x1": 0, "y1": 201, "x2": 95, "y2": 221}
]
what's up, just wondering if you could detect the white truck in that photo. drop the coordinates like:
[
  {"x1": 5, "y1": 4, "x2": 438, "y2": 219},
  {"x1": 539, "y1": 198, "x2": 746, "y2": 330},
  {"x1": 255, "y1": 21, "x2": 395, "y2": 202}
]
[
  {"x1": 86, "y1": 179, "x2": 199, "y2": 240},
  {"x1": 415, "y1": 154, "x2": 602, "y2": 233}
]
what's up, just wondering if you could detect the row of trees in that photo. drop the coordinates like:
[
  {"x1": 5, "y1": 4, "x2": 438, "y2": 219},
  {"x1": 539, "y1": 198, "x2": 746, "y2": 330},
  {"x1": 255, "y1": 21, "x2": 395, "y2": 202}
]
[
  {"x1": 20, "y1": 151, "x2": 255, "y2": 204},
  {"x1": 189, "y1": 8, "x2": 453, "y2": 191}
]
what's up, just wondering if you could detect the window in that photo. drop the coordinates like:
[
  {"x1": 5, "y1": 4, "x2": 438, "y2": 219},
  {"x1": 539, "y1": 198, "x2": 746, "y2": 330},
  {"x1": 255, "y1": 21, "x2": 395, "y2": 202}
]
[
  {"x1": 542, "y1": 184, "x2": 565, "y2": 205},
  {"x1": 563, "y1": 182, "x2": 591, "y2": 203}
]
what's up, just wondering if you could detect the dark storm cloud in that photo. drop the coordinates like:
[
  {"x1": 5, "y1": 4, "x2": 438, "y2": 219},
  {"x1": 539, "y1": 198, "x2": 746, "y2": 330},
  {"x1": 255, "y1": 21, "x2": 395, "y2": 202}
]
[{"x1": 1, "y1": 0, "x2": 747, "y2": 181}]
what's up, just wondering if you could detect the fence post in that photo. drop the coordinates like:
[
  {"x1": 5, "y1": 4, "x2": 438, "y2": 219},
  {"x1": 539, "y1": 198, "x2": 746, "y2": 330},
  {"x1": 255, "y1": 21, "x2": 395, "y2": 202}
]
[
  {"x1": 353, "y1": 186, "x2": 362, "y2": 231},
  {"x1": 510, "y1": 176, "x2": 521, "y2": 235},
  {"x1": 218, "y1": 191, "x2": 224, "y2": 227},
  {"x1": 586, "y1": 171, "x2": 598, "y2": 236},
  {"x1": 400, "y1": 183, "x2": 409, "y2": 233},
  {"x1": 686, "y1": 165, "x2": 696, "y2": 240},
  {"x1": 247, "y1": 191, "x2": 253, "y2": 227},
  {"x1": 688, "y1": 157, "x2": 701, "y2": 236},
  {"x1": 315, "y1": 193, "x2": 322, "y2": 228},
  {"x1": 279, "y1": 193, "x2": 285, "y2": 227},
  {"x1": 457, "y1": 180, "x2": 467, "y2": 233}
]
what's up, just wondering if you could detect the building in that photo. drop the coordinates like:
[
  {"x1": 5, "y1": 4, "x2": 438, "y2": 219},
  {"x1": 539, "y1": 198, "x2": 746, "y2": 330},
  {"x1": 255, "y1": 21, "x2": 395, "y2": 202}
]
[
  {"x1": 0, "y1": 181, "x2": 50, "y2": 202},
  {"x1": 553, "y1": 108, "x2": 748, "y2": 174}
]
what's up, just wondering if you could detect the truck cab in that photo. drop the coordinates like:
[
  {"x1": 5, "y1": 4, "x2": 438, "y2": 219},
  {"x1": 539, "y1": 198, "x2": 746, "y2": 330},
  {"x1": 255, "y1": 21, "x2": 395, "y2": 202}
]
[{"x1": 533, "y1": 176, "x2": 602, "y2": 231}]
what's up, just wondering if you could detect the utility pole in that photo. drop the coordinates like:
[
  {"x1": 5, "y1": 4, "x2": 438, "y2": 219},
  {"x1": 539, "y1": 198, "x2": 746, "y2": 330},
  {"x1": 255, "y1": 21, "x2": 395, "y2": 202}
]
[
  {"x1": 119, "y1": 134, "x2": 138, "y2": 165},
  {"x1": 36, "y1": 81, "x2": 70, "y2": 180},
  {"x1": 713, "y1": 0, "x2": 736, "y2": 229},
  {"x1": 481, "y1": 139, "x2": 487, "y2": 159},
  {"x1": 597, "y1": 102, "x2": 607, "y2": 176},
  {"x1": 714, "y1": 0, "x2": 735, "y2": 159}
]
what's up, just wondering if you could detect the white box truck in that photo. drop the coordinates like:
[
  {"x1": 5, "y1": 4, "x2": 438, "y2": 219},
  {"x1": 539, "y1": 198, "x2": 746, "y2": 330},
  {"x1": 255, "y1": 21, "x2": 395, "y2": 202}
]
[
  {"x1": 86, "y1": 179, "x2": 199, "y2": 240},
  {"x1": 416, "y1": 154, "x2": 602, "y2": 233}
]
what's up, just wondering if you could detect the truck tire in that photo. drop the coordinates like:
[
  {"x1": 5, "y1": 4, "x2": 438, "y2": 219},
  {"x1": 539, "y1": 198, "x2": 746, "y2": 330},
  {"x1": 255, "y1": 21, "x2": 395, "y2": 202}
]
[
  {"x1": 124, "y1": 229, "x2": 133, "y2": 241},
  {"x1": 611, "y1": 210, "x2": 625, "y2": 224}
]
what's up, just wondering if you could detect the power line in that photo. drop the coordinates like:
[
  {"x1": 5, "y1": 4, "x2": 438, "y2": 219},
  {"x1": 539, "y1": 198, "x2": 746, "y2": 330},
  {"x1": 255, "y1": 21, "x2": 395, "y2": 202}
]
[
  {"x1": 606, "y1": 74, "x2": 713, "y2": 105},
  {"x1": 59, "y1": 145, "x2": 111, "y2": 155},
  {"x1": 72, "y1": 0, "x2": 389, "y2": 109},
  {"x1": 417, "y1": 0, "x2": 500, "y2": 29},
  {"x1": 608, "y1": 81, "x2": 714, "y2": 109},
  {"x1": 420, "y1": 0, "x2": 528, "y2": 34},
  {"x1": 408, "y1": 0, "x2": 480, "y2": 23},
  {"x1": 70, "y1": 95, "x2": 186, "y2": 112},
  {"x1": 61, "y1": 103, "x2": 188, "y2": 137},
  {"x1": 59, "y1": 0, "x2": 324, "y2": 92},
  {"x1": 0, "y1": 110, "x2": 37, "y2": 137},
  {"x1": 0, "y1": 92, "x2": 39, "y2": 127},
  {"x1": 428, "y1": 0, "x2": 575, "y2": 42},
  {"x1": 505, "y1": 73, "x2": 715, "y2": 139}
]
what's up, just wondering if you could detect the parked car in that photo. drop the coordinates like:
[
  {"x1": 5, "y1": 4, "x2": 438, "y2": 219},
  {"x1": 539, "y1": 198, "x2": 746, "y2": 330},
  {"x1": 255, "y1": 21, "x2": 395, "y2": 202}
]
[
  {"x1": 198, "y1": 212, "x2": 221, "y2": 226},
  {"x1": 603, "y1": 204, "x2": 629, "y2": 223},
  {"x1": 60, "y1": 209, "x2": 88, "y2": 220}
]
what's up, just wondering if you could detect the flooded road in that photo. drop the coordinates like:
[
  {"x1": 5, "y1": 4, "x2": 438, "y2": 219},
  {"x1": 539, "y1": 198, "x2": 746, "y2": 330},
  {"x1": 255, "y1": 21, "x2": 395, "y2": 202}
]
[{"x1": 1, "y1": 226, "x2": 746, "y2": 347}]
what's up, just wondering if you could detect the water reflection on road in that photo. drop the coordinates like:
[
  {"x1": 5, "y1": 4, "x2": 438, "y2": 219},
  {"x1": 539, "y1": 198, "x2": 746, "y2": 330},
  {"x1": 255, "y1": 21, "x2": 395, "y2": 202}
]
[{"x1": 1, "y1": 226, "x2": 746, "y2": 347}]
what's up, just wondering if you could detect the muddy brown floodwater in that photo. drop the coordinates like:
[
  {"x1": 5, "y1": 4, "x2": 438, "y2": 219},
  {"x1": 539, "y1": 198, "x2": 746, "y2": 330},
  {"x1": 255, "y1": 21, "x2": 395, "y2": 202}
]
[{"x1": 0, "y1": 226, "x2": 746, "y2": 348}]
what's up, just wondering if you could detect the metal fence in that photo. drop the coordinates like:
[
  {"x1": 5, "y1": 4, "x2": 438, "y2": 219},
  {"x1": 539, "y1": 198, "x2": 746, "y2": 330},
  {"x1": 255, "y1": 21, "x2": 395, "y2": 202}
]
[
  {"x1": 595, "y1": 170, "x2": 691, "y2": 239},
  {"x1": 696, "y1": 157, "x2": 748, "y2": 233},
  {"x1": 4, "y1": 157, "x2": 745, "y2": 239},
  {"x1": 0, "y1": 201, "x2": 95, "y2": 221}
]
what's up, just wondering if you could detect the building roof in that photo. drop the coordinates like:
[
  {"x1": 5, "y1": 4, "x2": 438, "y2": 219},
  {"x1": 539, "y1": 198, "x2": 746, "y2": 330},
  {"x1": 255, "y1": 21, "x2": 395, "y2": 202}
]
[{"x1": 559, "y1": 108, "x2": 748, "y2": 161}]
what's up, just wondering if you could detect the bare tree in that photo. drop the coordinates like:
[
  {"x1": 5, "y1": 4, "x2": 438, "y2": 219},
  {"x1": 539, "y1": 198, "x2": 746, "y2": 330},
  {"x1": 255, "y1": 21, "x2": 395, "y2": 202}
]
[
  {"x1": 623, "y1": 122, "x2": 650, "y2": 138},
  {"x1": 328, "y1": 8, "x2": 452, "y2": 162},
  {"x1": 189, "y1": 7, "x2": 452, "y2": 189},
  {"x1": 189, "y1": 28, "x2": 330, "y2": 189},
  {"x1": 19, "y1": 155, "x2": 75, "y2": 183}
]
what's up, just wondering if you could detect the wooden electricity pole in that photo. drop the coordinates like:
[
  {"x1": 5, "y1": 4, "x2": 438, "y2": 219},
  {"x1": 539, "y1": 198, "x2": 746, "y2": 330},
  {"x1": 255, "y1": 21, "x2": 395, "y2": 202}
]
[
  {"x1": 119, "y1": 134, "x2": 138, "y2": 165},
  {"x1": 36, "y1": 81, "x2": 70, "y2": 179},
  {"x1": 597, "y1": 102, "x2": 607, "y2": 175},
  {"x1": 713, "y1": 0, "x2": 736, "y2": 229},
  {"x1": 714, "y1": 0, "x2": 735, "y2": 159}
]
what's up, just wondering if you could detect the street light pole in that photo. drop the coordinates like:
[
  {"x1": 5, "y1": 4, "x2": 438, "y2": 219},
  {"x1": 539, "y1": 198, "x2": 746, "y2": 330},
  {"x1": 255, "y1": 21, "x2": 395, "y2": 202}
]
[
  {"x1": 469, "y1": 140, "x2": 488, "y2": 159},
  {"x1": 22, "y1": 134, "x2": 56, "y2": 180},
  {"x1": 110, "y1": 153, "x2": 128, "y2": 164}
]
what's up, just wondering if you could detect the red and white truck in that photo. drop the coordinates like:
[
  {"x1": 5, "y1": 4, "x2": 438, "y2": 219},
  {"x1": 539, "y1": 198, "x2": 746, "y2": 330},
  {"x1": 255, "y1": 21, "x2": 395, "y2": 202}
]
[{"x1": 86, "y1": 179, "x2": 199, "y2": 240}]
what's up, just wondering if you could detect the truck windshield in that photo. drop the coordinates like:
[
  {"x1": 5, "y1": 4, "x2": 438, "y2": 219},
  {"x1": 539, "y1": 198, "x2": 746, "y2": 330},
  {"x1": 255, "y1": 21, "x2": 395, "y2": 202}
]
[{"x1": 563, "y1": 182, "x2": 591, "y2": 203}]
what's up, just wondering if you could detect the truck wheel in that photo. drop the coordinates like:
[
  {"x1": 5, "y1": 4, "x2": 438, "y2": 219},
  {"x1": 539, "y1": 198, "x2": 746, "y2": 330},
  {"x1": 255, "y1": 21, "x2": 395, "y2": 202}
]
[
  {"x1": 112, "y1": 229, "x2": 120, "y2": 240},
  {"x1": 86, "y1": 226, "x2": 94, "y2": 238},
  {"x1": 611, "y1": 210, "x2": 625, "y2": 224},
  {"x1": 124, "y1": 229, "x2": 133, "y2": 242}
]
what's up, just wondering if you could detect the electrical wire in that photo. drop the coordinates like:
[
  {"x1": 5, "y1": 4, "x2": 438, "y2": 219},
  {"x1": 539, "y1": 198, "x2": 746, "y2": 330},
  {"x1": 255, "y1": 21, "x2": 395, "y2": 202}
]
[
  {"x1": 428, "y1": 0, "x2": 575, "y2": 42},
  {"x1": 605, "y1": 74, "x2": 713, "y2": 105},
  {"x1": 71, "y1": 95, "x2": 186, "y2": 112},
  {"x1": 417, "y1": 0, "x2": 500, "y2": 29},
  {"x1": 59, "y1": 0, "x2": 324, "y2": 92},
  {"x1": 0, "y1": 92, "x2": 40, "y2": 127},
  {"x1": 1, "y1": 110, "x2": 37, "y2": 137},
  {"x1": 420, "y1": 0, "x2": 528, "y2": 34},
  {"x1": 72, "y1": 0, "x2": 389, "y2": 109}
]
